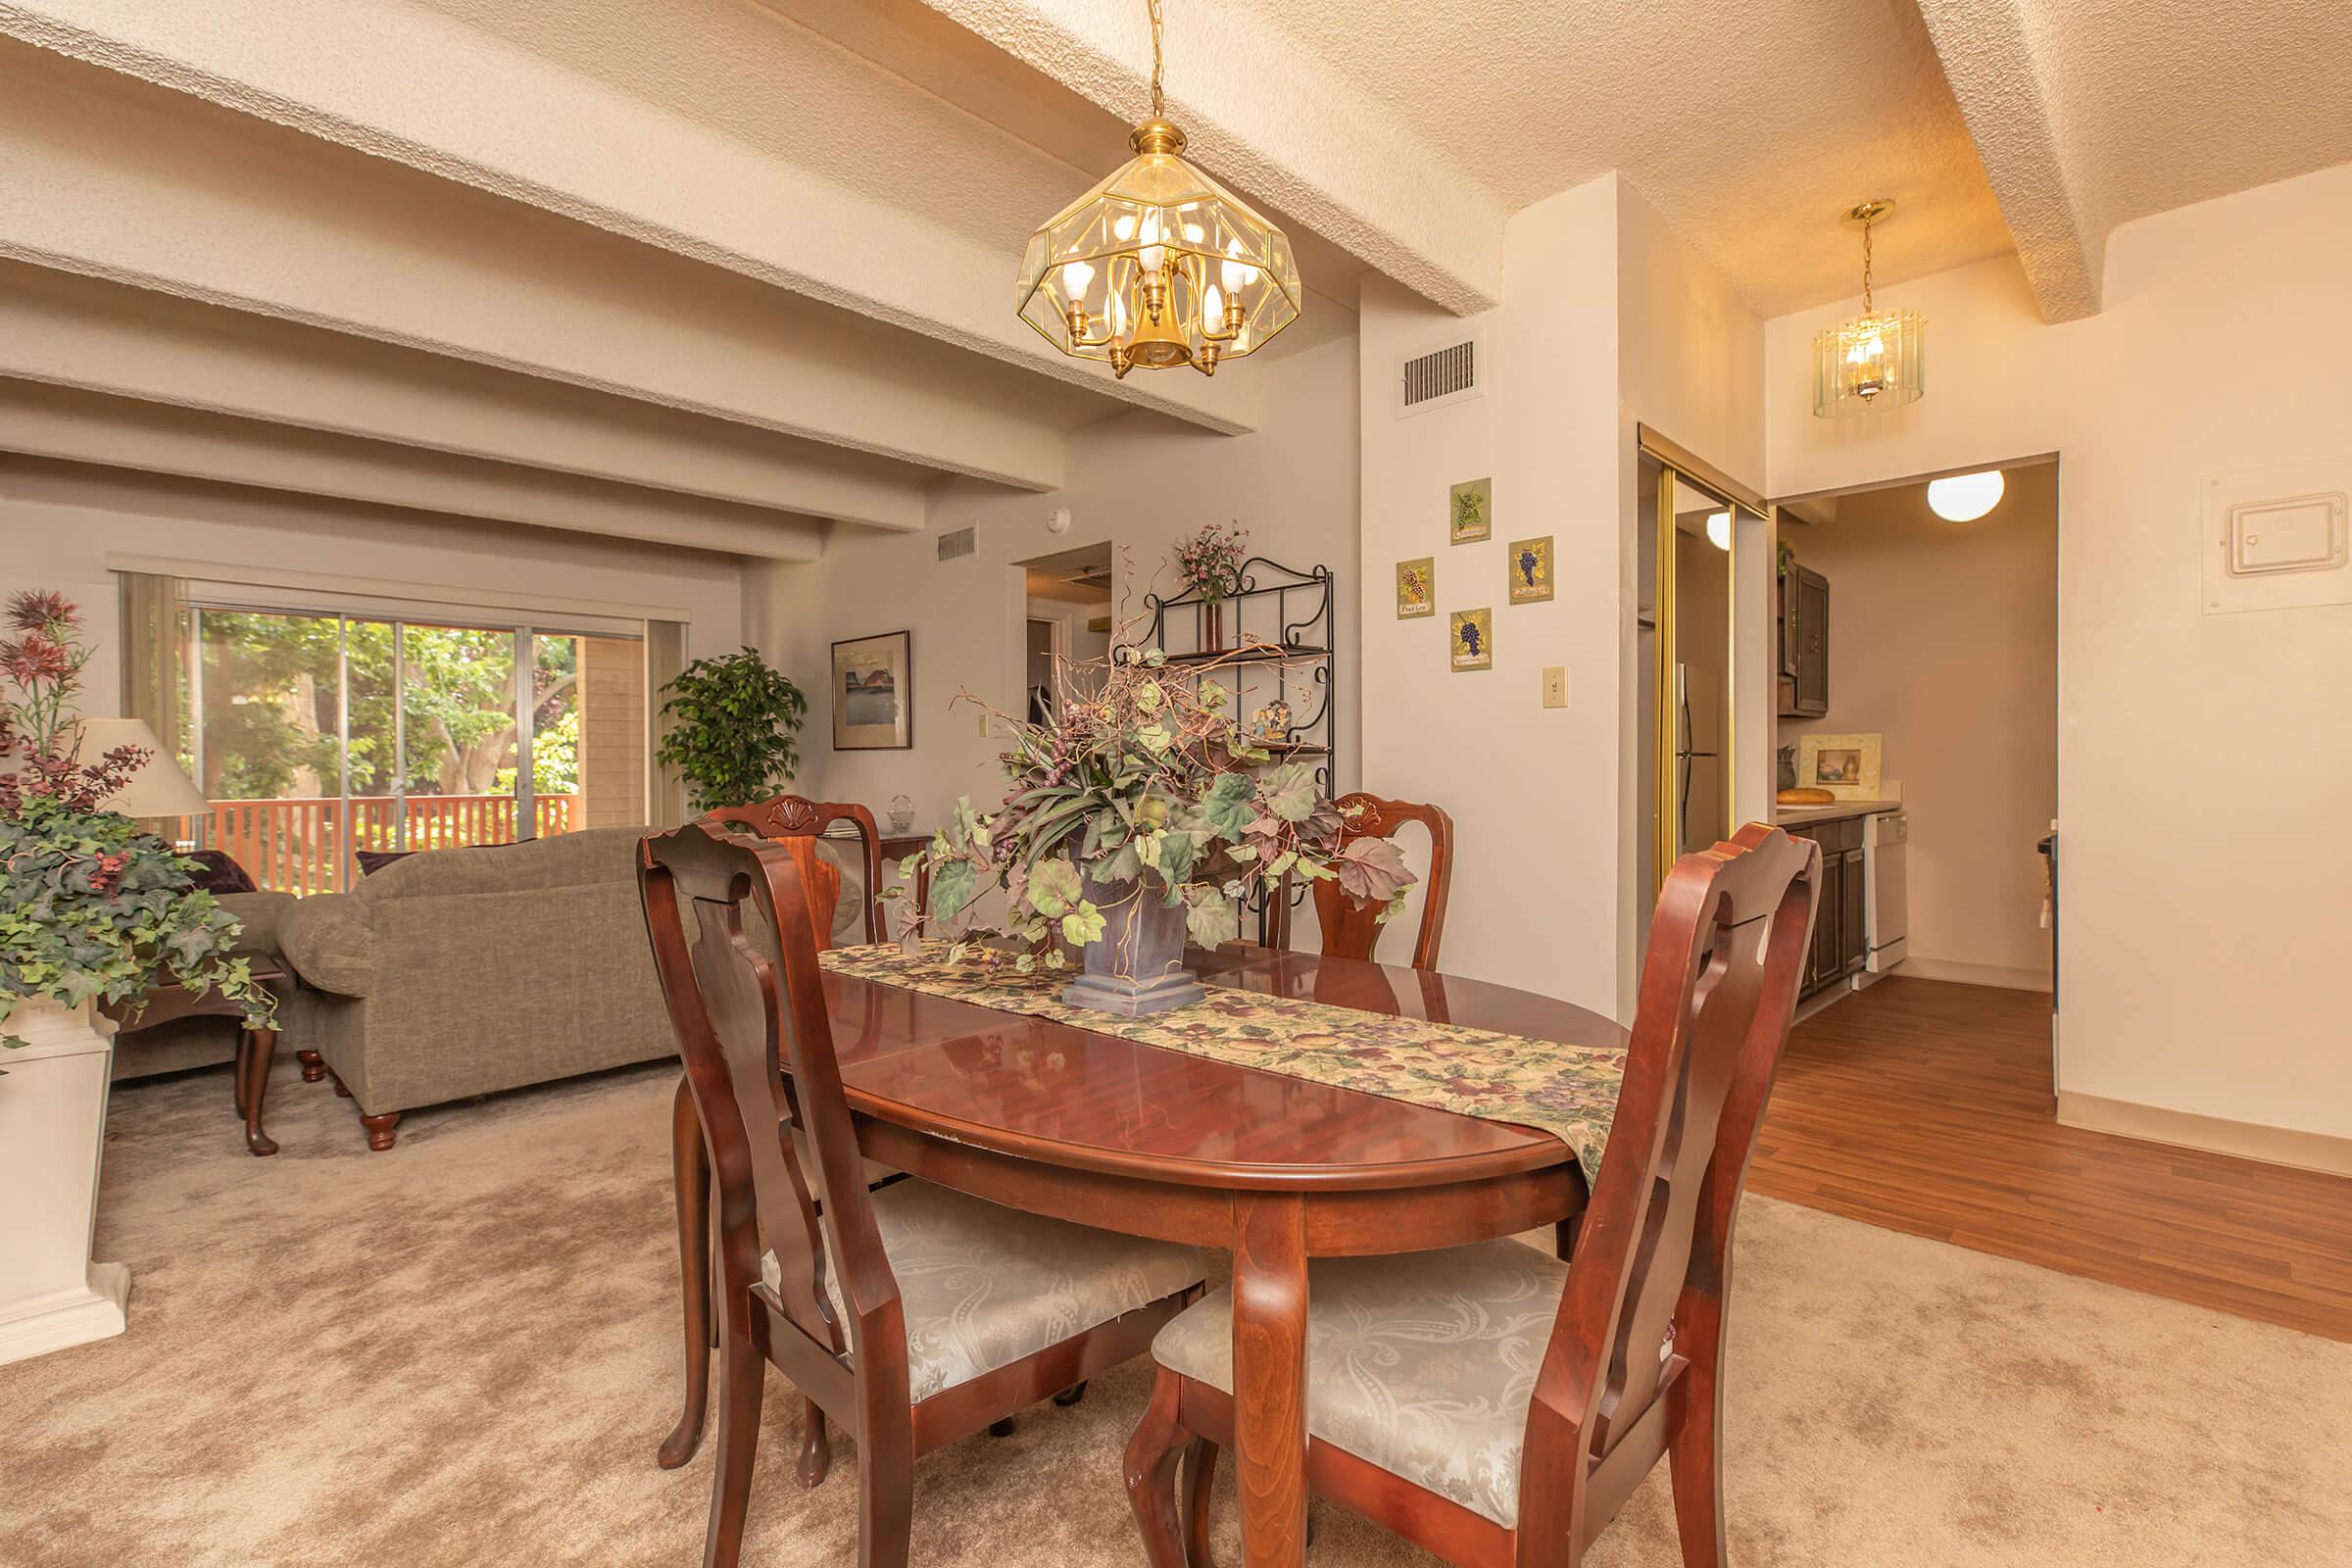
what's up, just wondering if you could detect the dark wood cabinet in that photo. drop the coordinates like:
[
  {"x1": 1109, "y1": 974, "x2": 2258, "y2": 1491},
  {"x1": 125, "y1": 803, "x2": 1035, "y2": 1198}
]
[
  {"x1": 1786, "y1": 813, "x2": 1868, "y2": 999},
  {"x1": 1778, "y1": 564, "x2": 1830, "y2": 718}
]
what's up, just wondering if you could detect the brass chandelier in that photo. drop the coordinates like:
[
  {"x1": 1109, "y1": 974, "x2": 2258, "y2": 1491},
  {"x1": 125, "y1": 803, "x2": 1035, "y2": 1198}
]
[
  {"x1": 1015, "y1": 0, "x2": 1300, "y2": 378},
  {"x1": 1812, "y1": 200, "x2": 1925, "y2": 417}
]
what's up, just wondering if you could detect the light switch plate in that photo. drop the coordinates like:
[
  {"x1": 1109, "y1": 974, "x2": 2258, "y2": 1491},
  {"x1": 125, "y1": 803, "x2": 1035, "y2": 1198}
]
[
  {"x1": 1542, "y1": 666, "x2": 1568, "y2": 708},
  {"x1": 2203, "y1": 456, "x2": 2352, "y2": 615}
]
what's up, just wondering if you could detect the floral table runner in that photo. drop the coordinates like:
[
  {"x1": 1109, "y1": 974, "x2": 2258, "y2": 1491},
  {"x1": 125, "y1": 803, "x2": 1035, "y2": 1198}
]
[{"x1": 819, "y1": 943, "x2": 1624, "y2": 1183}]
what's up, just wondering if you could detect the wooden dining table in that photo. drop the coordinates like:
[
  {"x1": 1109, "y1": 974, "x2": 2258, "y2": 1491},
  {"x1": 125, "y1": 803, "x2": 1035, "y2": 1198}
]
[{"x1": 667, "y1": 943, "x2": 1626, "y2": 1568}]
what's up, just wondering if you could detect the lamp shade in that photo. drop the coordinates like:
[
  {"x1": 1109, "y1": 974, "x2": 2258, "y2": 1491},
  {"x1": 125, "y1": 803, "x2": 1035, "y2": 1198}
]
[{"x1": 64, "y1": 717, "x2": 210, "y2": 819}]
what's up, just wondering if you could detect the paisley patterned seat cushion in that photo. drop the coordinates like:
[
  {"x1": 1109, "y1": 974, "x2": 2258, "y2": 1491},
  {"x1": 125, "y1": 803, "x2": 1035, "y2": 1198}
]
[
  {"x1": 764, "y1": 1180, "x2": 1204, "y2": 1402},
  {"x1": 1152, "y1": 1237, "x2": 1566, "y2": 1529}
]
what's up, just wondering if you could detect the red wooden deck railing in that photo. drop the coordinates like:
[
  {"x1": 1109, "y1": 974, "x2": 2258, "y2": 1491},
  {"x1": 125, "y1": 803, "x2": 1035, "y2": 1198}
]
[{"x1": 177, "y1": 793, "x2": 580, "y2": 895}]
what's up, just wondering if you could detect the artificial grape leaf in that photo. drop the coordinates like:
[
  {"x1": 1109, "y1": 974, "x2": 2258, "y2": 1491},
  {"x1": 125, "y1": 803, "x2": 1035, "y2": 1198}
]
[
  {"x1": 1135, "y1": 679, "x2": 1165, "y2": 714},
  {"x1": 1185, "y1": 894, "x2": 1240, "y2": 949},
  {"x1": 1029, "y1": 858, "x2": 1082, "y2": 918},
  {"x1": 1061, "y1": 900, "x2": 1107, "y2": 947},
  {"x1": 1333, "y1": 835, "x2": 1415, "y2": 906},
  {"x1": 930, "y1": 858, "x2": 977, "y2": 920},
  {"x1": 1187, "y1": 769, "x2": 1257, "y2": 839},
  {"x1": 1258, "y1": 762, "x2": 1317, "y2": 823}
]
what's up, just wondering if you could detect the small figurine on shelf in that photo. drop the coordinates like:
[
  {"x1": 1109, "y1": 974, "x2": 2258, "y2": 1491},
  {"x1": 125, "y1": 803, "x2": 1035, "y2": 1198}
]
[
  {"x1": 1174, "y1": 521, "x2": 1249, "y2": 651},
  {"x1": 888, "y1": 793, "x2": 914, "y2": 834},
  {"x1": 1248, "y1": 700, "x2": 1292, "y2": 743}
]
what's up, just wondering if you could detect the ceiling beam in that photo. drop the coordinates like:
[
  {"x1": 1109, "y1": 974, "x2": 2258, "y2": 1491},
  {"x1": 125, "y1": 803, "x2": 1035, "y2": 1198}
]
[
  {"x1": 1911, "y1": 0, "x2": 2102, "y2": 322},
  {"x1": 0, "y1": 0, "x2": 1265, "y2": 435},
  {"x1": 0, "y1": 42, "x2": 1075, "y2": 495},
  {"x1": 0, "y1": 382, "x2": 830, "y2": 561},
  {"x1": 908, "y1": 0, "x2": 1505, "y2": 315},
  {"x1": 0, "y1": 262, "x2": 933, "y2": 534}
]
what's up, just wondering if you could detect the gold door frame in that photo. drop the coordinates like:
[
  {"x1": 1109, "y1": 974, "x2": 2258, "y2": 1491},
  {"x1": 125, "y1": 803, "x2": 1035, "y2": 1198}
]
[{"x1": 1642, "y1": 425, "x2": 1772, "y2": 892}]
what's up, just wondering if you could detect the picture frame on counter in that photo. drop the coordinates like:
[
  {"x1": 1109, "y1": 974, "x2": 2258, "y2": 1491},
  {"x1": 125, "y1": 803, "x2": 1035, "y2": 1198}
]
[{"x1": 1796, "y1": 731, "x2": 1883, "y2": 799}]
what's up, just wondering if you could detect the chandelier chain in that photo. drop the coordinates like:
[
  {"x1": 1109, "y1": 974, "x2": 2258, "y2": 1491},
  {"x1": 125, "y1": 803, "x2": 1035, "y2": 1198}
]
[
  {"x1": 1861, "y1": 219, "x2": 1874, "y2": 313},
  {"x1": 1147, "y1": 0, "x2": 1165, "y2": 119}
]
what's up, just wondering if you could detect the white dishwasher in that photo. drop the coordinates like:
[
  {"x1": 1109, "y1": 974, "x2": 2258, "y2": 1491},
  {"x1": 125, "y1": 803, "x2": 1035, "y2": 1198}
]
[{"x1": 1862, "y1": 810, "x2": 1909, "y2": 976}]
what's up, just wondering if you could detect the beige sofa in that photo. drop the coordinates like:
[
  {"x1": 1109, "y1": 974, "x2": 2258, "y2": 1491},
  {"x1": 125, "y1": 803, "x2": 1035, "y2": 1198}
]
[{"x1": 278, "y1": 826, "x2": 863, "y2": 1150}]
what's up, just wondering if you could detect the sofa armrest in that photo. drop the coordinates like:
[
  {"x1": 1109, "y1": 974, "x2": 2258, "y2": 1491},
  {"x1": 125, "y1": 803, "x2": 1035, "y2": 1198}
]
[
  {"x1": 216, "y1": 890, "x2": 299, "y2": 968},
  {"x1": 278, "y1": 893, "x2": 375, "y2": 998}
]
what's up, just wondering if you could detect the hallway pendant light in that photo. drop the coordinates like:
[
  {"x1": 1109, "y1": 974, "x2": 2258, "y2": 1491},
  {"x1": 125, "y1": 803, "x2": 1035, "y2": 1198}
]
[
  {"x1": 1928, "y1": 469, "x2": 2005, "y2": 521},
  {"x1": 1705, "y1": 510, "x2": 1732, "y2": 552},
  {"x1": 1812, "y1": 200, "x2": 1925, "y2": 417},
  {"x1": 1014, "y1": 0, "x2": 1300, "y2": 378}
]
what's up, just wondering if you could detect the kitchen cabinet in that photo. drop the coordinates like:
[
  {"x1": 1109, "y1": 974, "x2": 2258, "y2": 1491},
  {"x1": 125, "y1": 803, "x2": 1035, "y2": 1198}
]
[
  {"x1": 1785, "y1": 813, "x2": 1868, "y2": 998},
  {"x1": 1778, "y1": 564, "x2": 1830, "y2": 718}
]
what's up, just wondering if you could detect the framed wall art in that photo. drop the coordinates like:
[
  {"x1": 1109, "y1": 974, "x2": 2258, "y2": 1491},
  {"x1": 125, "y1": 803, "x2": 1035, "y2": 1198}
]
[
  {"x1": 1448, "y1": 477, "x2": 1493, "y2": 544},
  {"x1": 1506, "y1": 535, "x2": 1553, "y2": 604},
  {"x1": 831, "y1": 630, "x2": 913, "y2": 750},
  {"x1": 1448, "y1": 608, "x2": 1493, "y2": 671},
  {"x1": 1396, "y1": 557, "x2": 1435, "y2": 618}
]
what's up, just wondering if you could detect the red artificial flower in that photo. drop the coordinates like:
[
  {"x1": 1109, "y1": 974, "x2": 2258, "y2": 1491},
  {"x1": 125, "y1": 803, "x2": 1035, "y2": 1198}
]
[
  {"x1": 1, "y1": 634, "x2": 73, "y2": 684},
  {"x1": 4, "y1": 589, "x2": 75, "y2": 633}
]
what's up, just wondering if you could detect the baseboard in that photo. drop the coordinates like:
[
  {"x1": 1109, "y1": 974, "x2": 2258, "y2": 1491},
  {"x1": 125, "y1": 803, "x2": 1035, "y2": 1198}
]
[
  {"x1": 0, "y1": 1261, "x2": 130, "y2": 1367},
  {"x1": 1892, "y1": 956, "x2": 2053, "y2": 992},
  {"x1": 2057, "y1": 1092, "x2": 2352, "y2": 1179}
]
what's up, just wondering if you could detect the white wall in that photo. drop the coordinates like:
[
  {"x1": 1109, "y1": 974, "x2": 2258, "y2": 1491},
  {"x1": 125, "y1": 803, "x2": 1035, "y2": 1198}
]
[
  {"x1": 0, "y1": 459, "x2": 745, "y2": 712},
  {"x1": 1782, "y1": 466, "x2": 2059, "y2": 985},
  {"x1": 1766, "y1": 161, "x2": 2352, "y2": 1149},
  {"x1": 746, "y1": 335, "x2": 1362, "y2": 836},
  {"x1": 1357, "y1": 176, "x2": 1626, "y2": 1009}
]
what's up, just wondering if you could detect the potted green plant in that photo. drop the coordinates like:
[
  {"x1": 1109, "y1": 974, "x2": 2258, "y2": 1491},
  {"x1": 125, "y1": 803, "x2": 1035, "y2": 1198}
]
[
  {"x1": 896, "y1": 616, "x2": 1413, "y2": 1016},
  {"x1": 655, "y1": 646, "x2": 809, "y2": 812},
  {"x1": 0, "y1": 590, "x2": 271, "y2": 1364}
]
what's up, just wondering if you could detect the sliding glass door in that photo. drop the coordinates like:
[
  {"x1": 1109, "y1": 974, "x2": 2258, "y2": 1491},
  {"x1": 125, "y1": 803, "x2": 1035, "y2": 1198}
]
[{"x1": 180, "y1": 606, "x2": 642, "y2": 892}]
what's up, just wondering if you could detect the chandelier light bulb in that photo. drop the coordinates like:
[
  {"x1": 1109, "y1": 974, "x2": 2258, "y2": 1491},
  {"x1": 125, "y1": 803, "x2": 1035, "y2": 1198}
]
[
  {"x1": 1201, "y1": 281, "x2": 1224, "y2": 328},
  {"x1": 1060, "y1": 260, "x2": 1095, "y2": 299},
  {"x1": 1927, "y1": 469, "x2": 2006, "y2": 522}
]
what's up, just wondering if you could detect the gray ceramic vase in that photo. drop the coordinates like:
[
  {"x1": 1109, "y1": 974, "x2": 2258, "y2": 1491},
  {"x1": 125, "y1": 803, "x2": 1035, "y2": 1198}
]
[{"x1": 1059, "y1": 872, "x2": 1205, "y2": 1017}]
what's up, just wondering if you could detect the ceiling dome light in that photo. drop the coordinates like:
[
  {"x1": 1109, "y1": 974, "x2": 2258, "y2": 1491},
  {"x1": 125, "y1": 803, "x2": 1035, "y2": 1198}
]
[
  {"x1": 1928, "y1": 469, "x2": 2006, "y2": 522},
  {"x1": 1705, "y1": 510, "x2": 1732, "y2": 552},
  {"x1": 1014, "y1": 0, "x2": 1300, "y2": 379},
  {"x1": 1812, "y1": 200, "x2": 1924, "y2": 417}
]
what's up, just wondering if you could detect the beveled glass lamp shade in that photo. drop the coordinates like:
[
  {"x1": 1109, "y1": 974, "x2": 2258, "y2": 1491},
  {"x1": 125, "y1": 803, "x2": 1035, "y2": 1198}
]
[
  {"x1": 1812, "y1": 308, "x2": 1926, "y2": 417},
  {"x1": 1017, "y1": 119, "x2": 1301, "y2": 378}
]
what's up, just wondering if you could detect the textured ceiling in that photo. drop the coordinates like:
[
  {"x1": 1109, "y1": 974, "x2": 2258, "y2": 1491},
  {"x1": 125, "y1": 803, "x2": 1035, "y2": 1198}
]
[
  {"x1": 2024, "y1": 0, "x2": 2352, "y2": 238},
  {"x1": 1225, "y1": 0, "x2": 2016, "y2": 316},
  {"x1": 418, "y1": 0, "x2": 1361, "y2": 355}
]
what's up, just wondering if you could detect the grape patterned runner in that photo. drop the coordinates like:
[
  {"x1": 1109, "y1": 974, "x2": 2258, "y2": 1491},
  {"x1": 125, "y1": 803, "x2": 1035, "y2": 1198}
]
[{"x1": 819, "y1": 942, "x2": 1624, "y2": 1184}]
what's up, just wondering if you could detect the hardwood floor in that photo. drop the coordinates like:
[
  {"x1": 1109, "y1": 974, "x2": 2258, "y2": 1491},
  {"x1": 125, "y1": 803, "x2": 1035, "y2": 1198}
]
[{"x1": 1751, "y1": 975, "x2": 2352, "y2": 1343}]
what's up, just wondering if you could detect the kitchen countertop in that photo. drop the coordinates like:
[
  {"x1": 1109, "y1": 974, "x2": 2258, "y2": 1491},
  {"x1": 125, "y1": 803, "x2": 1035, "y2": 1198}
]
[{"x1": 1774, "y1": 798, "x2": 1903, "y2": 827}]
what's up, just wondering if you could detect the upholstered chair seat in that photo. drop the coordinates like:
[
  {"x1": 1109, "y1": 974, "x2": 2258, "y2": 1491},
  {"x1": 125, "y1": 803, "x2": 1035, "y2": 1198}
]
[
  {"x1": 1151, "y1": 1237, "x2": 1567, "y2": 1528},
  {"x1": 766, "y1": 1179, "x2": 1205, "y2": 1401}
]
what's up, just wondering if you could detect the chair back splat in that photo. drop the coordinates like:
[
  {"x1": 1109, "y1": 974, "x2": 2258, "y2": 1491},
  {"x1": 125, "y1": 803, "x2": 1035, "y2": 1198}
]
[
  {"x1": 698, "y1": 795, "x2": 887, "y2": 946},
  {"x1": 1273, "y1": 792, "x2": 1455, "y2": 970},
  {"x1": 638, "y1": 825, "x2": 904, "y2": 1392},
  {"x1": 1520, "y1": 820, "x2": 1819, "y2": 1557}
]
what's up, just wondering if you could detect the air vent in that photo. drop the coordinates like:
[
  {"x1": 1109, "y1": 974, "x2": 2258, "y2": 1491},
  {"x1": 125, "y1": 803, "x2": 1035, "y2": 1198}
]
[
  {"x1": 937, "y1": 525, "x2": 976, "y2": 562},
  {"x1": 1396, "y1": 334, "x2": 1484, "y2": 418}
]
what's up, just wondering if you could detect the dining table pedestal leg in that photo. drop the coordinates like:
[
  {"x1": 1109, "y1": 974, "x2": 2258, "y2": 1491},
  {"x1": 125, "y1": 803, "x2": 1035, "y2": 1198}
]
[{"x1": 1230, "y1": 1194, "x2": 1309, "y2": 1568}]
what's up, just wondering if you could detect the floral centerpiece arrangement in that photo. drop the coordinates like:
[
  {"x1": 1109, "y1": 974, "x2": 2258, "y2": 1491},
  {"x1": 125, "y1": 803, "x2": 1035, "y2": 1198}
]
[
  {"x1": 0, "y1": 590, "x2": 271, "y2": 1049},
  {"x1": 893, "y1": 598, "x2": 1413, "y2": 1015}
]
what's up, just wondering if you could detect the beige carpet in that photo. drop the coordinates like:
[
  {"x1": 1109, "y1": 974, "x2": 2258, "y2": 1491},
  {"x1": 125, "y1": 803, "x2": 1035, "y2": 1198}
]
[{"x1": 6, "y1": 1058, "x2": 2348, "y2": 1568}]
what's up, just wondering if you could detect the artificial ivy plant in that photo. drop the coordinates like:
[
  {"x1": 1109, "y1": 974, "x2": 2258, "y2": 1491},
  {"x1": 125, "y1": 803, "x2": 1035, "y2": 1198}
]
[
  {"x1": 0, "y1": 589, "x2": 272, "y2": 1049},
  {"x1": 654, "y1": 646, "x2": 809, "y2": 811}
]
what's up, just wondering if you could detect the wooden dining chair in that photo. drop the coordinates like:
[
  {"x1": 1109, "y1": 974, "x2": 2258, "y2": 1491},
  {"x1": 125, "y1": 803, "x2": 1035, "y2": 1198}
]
[
  {"x1": 1268, "y1": 792, "x2": 1454, "y2": 970},
  {"x1": 699, "y1": 795, "x2": 886, "y2": 946},
  {"x1": 639, "y1": 824, "x2": 1205, "y2": 1568},
  {"x1": 1125, "y1": 821, "x2": 1818, "y2": 1568}
]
